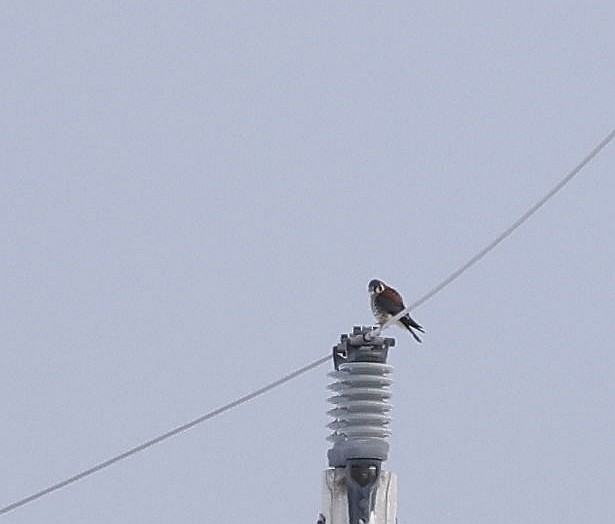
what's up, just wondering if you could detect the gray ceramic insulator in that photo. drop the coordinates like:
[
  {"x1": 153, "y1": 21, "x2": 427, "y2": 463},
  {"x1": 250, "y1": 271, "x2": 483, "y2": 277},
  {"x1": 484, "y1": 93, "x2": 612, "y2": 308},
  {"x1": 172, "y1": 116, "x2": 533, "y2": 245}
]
[{"x1": 327, "y1": 361, "x2": 393, "y2": 467}]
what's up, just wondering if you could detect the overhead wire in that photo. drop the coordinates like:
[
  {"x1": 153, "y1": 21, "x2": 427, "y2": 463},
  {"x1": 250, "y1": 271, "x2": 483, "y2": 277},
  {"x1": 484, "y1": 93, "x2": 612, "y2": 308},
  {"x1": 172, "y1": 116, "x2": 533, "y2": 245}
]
[
  {"x1": 1, "y1": 128, "x2": 614, "y2": 517},
  {"x1": 0, "y1": 355, "x2": 331, "y2": 516},
  {"x1": 377, "y1": 127, "x2": 615, "y2": 333}
]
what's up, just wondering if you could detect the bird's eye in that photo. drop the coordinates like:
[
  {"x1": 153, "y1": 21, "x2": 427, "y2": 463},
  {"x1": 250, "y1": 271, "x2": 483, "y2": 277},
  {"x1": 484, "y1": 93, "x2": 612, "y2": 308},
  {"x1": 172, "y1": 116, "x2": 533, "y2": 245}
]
[{"x1": 376, "y1": 284, "x2": 384, "y2": 293}]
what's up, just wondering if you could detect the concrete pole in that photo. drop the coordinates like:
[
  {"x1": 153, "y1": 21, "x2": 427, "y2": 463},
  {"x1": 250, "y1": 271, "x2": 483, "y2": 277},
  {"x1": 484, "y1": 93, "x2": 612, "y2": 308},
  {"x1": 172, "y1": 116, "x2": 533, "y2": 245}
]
[{"x1": 317, "y1": 327, "x2": 398, "y2": 524}]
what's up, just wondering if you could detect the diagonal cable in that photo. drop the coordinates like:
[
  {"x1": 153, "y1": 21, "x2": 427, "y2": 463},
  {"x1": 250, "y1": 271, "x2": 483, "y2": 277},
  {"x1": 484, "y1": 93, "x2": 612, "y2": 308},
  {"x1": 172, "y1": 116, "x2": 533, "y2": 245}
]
[
  {"x1": 1, "y1": 128, "x2": 613, "y2": 517},
  {"x1": 375, "y1": 128, "x2": 615, "y2": 335},
  {"x1": 0, "y1": 355, "x2": 331, "y2": 516}
]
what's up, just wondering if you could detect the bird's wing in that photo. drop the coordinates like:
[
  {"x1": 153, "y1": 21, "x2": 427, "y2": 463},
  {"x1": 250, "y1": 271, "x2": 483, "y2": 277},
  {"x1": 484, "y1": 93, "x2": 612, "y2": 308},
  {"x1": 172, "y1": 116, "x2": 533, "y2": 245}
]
[{"x1": 376, "y1": 287, "x2": 406, "y2": 315}]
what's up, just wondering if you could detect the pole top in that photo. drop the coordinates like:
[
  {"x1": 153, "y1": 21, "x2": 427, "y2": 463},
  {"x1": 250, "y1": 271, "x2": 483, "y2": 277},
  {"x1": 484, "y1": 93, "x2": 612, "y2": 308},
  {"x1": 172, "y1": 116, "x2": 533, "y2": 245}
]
[
  {"x1": 333, "y1": 326, "x2": 395, "y2": 371},
  {"x1": 327, "y1": 327, "x2": 395, "y2": 467}
]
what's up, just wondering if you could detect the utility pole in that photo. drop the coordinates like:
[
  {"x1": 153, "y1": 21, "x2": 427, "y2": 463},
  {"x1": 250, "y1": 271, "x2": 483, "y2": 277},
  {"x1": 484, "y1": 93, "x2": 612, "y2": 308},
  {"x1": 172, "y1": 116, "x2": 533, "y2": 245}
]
[{"x1": 317, "y1": 326, "x2": 398, "y2": 524}]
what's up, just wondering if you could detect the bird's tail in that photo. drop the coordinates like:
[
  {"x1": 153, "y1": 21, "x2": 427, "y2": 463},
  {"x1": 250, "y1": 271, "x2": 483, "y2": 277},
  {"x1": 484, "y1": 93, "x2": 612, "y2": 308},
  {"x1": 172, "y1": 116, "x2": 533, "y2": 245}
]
[{"x1": 400, "y1": 315, "x2": 425, "y2": 343}]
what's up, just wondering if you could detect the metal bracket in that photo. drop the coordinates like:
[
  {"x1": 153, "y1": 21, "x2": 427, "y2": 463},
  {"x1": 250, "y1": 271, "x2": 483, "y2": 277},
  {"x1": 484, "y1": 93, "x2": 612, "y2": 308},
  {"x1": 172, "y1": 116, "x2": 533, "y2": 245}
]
[{"x1": 345, "y1": 459, "x2": 381, "y2": 524}]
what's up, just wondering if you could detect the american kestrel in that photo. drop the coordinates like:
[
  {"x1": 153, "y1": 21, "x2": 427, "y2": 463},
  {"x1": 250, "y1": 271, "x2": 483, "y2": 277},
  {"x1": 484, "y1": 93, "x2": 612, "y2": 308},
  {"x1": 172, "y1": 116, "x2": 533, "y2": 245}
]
[{"x1": 368, "y1": 279, "x2": 425, "y2": 342}]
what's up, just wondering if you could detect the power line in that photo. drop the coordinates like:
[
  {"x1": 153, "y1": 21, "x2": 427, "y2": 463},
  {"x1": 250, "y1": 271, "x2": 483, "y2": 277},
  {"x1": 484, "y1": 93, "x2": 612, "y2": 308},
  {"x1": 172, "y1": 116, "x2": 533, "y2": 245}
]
[
  {"x1": 0, "y1": 355, "x2": 331, "y2": 516},
  {"x1": 377, "y1": 127, "x2": 615, "y2": 332},
  {"x1": 2, "y1": 128, "x2": 614, "y2": 517}
]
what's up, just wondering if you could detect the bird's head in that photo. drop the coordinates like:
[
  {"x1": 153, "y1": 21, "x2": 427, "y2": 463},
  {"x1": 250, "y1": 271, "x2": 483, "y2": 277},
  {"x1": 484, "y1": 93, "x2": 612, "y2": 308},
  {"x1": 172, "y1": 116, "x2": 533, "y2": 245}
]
[{"x1": 368, "y1": 279, "x2": 386, "y2": 295}]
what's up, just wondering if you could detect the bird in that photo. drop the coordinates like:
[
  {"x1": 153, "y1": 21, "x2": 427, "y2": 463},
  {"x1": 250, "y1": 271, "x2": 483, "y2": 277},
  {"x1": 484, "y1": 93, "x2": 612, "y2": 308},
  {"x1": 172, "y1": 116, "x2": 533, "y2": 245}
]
[{"x1": 368, "y1": 279, "x2": 425, "y2": 342}]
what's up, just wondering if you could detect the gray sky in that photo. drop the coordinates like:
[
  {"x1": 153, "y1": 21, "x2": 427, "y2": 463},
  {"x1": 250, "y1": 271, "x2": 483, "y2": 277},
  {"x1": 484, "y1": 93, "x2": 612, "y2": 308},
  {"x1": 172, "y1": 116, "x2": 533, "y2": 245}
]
[{"x1": 2, "y1": 2, "x2": 614, "y2": 523}]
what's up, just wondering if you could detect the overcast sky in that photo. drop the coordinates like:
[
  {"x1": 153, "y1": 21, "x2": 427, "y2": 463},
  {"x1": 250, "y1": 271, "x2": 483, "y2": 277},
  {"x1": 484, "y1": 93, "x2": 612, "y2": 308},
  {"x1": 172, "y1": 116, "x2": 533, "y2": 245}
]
[{"x1": 2, "y1": 2, "x2": 614, "y2": 523}]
